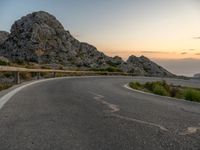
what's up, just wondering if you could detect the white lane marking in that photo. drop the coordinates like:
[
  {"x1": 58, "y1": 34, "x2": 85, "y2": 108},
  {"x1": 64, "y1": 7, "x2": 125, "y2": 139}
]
[
  {"x1": 124, "y1": 84, "x2": 200, "y2": 134},
  {"x1": 0, "y1": 76, "x2": 126, "y2": 110},
  {"x1": 180, "y1": 126, "x2": 200, "y2": 135},
  {"x1": 124, "y1": 84, "x2": 152, "y2": 95},
  {"x1": 0, "y1": 77, "x2": 69, "y2": 109},
  {"x1": 90, "y1": 91, "x2": 169, "y2": 132}
]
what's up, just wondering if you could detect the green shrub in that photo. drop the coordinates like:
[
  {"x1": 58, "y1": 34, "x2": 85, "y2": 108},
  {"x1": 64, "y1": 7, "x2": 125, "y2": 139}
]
[
  {"x1": 106, "y1": 67, "x2": 122, "y2": 72},
  {"x1": 41, "y1": 66, "x2": 52, "y2": 69},
  {"x1": 152, "y1": 84, "x2": 169, "y2": 96},
  {"x1": 0, "y1": 72, "x2": 13, "y2": 78},
  {"x1": 91, "y1": 67, "x2": 122, "y2": 72},
  {"x1": 20, "y1": 72, "x2": 33, "y2": 80},
  {"x1": 144, "y1": 81, "x2": 169, "y2": 92},
  {"x1": 129, "y1": 80, "x2": 200, "y2": 103},
  {"x1": 144, "y1": 82, "x2": 153, "y2": 91},
  {"x1": 161, "y1": 80, "x2": 170, "y2": 92},
  {"x1": 129, "y1": 82, "x2": 141, "y2": 90},
  {"x1": 0, "y1": 83, "x2": 12, "y2": 91},
  {"x1": 0, "y1": 60, "x2": 9, "y2": 66},
  {"x1": 183, "y1": 89, "x2": 200, "y2": 102},
  {"x1": 169, "y1": 87, "x2": 180, "y2": 97}
]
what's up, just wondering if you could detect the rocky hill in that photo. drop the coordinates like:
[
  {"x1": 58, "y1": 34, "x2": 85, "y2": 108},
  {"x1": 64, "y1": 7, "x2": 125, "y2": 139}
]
[
  {"x1": 0, "y1": 31, "x2": 9, "y2": 45},
  {"x1": 121, "y1": 55, "x2": 173, "y2": 76},
  {"x1": 194, "y1": 73, "x2": 200, "y2": 78},
  {"x1": 0, "y1": 11, "x2": 174, "y2": 77}
]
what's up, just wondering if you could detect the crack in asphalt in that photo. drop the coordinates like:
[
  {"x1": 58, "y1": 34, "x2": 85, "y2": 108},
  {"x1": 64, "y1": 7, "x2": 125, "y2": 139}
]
[
  {"x1": 93, "y1": 94, "x2": 120, "y2": 113},
  {"x1": 123, "y1": 83, "x2": 200, "y2": 136},
  {"x1": 90, "y1": 91, "x2": 169, "y2": 132}
]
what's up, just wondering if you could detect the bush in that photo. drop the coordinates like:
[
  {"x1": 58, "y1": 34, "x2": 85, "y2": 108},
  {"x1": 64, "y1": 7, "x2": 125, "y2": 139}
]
[
  {"x1": 161, "y1": 80, "x2": 170, "y2": 92},
  {"x1": 169, "y1": 87, "x2": 179, "y2": 97},
  {"x1": 129, "y1": 82, "x2": 141, "y2": 90},
  {"x1": 129, "y1": 80, "x2": 200, "y2": 103},
  {"x1": 20, "y1": 72, "x2": 33, "y2": 80},
  {"x1": 183, "y1": 89, "x2": 200, "y2": 102},
  {"x1": 0, "y1": 60, "x2": 8, "y2": 66},
  {"x1": 0, "y1": 72, "x2": 13, "y2": 78},
  {"x1": 152, "y1": 84, "x2": 169, "y2": 96},
  {"x1": 144, "y1": 82, "x2": 153, "y2": 91},
  {"x1": 91, "y1": 67, "x2": 122, "y2": 72},
  {"x1": 0, "y1": 83, "x2": 12, "y2": 91}
]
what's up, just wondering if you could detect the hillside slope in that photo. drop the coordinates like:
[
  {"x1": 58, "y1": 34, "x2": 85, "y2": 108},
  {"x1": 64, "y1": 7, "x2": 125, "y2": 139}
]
[
  {"x1": 0, "y1": 11, "x2": 174, "y2": 77},
  {"x1": 0, "y1": 31, "x2": 9, "y2": 45}
]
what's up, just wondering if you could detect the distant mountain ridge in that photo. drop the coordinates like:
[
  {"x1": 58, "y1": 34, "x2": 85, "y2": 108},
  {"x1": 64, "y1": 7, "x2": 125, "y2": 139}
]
[{"x1": 0, "y1": 11, "x2": 174, "y2": 77}]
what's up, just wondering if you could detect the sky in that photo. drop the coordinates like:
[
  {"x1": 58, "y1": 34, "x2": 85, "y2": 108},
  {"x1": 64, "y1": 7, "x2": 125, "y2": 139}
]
[{"x1": 0, "y1": 0, "x2": 200, "y2": 76}]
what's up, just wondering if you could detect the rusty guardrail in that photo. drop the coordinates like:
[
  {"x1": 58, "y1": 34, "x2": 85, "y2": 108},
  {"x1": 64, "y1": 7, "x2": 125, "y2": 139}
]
[{"x1": 0, "y1": 66, "x2": 132, "y2": 84}]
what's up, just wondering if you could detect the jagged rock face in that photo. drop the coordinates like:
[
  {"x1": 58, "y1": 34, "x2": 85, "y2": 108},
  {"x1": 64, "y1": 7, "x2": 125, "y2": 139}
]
[
  {"x1": 121, "y1": 55, "x2": 174, "y2": 77},
  {"x1": 0, "y1": 31, "x2": 9, "y2": 45},
  {"x1": 0, "y1": 11, "x2": 110, "y2": 67},
  {"x1": 194, "y1": 73, "x2": 200, "y2": 78},
  {"x1": 0, "y1": 11, "x2": 174, "y2": 77}
]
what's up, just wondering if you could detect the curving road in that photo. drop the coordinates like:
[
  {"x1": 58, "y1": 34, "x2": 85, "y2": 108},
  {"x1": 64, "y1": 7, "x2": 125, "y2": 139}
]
[{"x1": 0, "y1": 76, "x2": 200, "y2": 150}]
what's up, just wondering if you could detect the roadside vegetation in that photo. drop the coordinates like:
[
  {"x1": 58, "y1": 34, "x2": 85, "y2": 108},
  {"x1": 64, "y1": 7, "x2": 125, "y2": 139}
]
[
  {"x1": 0, "y1": 72, "x2": 13, "y2": 91},
  {"x1": 129, "y1": 80, "x2": 200, "y2": 103},
  {"x1": 0, "y1": 83, "x2": 13, "y2": 91},
  {"x1": 0, "y1": 67, "x2": 125, "y2": 92},
  {"x1": 90, "y1": 66, "x2": 123, "y2": 72}
]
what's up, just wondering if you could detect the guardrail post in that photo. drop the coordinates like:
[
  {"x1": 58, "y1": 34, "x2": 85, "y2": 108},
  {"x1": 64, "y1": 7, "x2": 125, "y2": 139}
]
[
  {"x1": 14, "y1": 71, "x2": 20, "y2": 84},
  {"x1": 37, "y1": 72, "x2": 40, "y2": 80},
  {"x1": 53, "y1": 72, "x2": 56, "y2": 78}
]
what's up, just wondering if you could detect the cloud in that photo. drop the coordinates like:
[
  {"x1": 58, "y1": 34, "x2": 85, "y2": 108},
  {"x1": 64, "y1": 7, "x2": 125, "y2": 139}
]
[
  {"x1": 181, "y1": 49, "x2": 197, "y2": 51},
  {"x1": 193, "y1": 37, "x2": 200, "y2": 39},
  {"x1": 140, "y1": 51, "x2": 170, "y2": 54},
  {"x1": 105, "y1": 50, "x2": 171, "y2": 55},
  {"x1": 181, "y1": 52, "x2": 187, "y2": 55}
]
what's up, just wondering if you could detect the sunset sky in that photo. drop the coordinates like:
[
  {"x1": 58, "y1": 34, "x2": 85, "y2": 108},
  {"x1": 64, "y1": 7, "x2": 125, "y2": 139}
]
[{"x1": 0, "y1": 0, "x2": 200, "y2": 76}]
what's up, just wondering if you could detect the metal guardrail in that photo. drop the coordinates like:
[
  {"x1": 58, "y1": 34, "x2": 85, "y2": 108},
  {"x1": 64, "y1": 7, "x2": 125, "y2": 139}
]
[{"x1": 0, "y1": 66, "x2": 132, "y2": 84}]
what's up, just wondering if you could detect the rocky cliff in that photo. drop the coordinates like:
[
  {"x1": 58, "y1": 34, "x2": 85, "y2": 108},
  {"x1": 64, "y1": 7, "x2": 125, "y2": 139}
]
[
  {"x1": 0, "y1": 11, "x2": 174, "y2": 77},
  {"x1": 121, "y1": 55, "x2": 173, "y2": 76},
  {"x1": 194, "y1": 73, "x2": 200, "y2": 78},
  {"x1": 0, "y1": 31, "x2": 9, "y2": 45}
]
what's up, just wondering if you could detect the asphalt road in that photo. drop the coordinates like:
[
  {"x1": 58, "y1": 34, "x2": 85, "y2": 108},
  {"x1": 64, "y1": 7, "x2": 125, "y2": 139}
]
[{"x1": 0, "y1": 76, "x2": 200, "y2": 150}]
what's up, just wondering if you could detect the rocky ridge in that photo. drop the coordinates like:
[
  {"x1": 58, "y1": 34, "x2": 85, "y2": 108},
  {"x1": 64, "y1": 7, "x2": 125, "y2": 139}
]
[
  {"x1": 194, "y1": 73, "x2": 200, "y2": 78},
  {"x1": 0, "y1": 31, "x2": 9, "y2": 45},
  {"x1": 0, "y1": 11, "x2": 174, "y2": 77}
]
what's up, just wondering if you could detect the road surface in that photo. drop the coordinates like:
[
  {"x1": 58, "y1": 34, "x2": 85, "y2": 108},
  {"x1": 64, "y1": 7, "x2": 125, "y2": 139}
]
[{"x1": 0, "y1": 76, "x2": 200, "y2": 150}]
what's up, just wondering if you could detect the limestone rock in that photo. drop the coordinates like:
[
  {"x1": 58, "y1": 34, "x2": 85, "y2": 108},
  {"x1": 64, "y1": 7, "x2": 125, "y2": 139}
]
[
  {"x1": 194, "y1": 73, "x2": 200, "y2": 78},
  {"x1": 0, "y1": 11, "x2": 174, "y2": 77},
  {"x1": 121, "y1": 55, "x2": 174, "y2": 77},
  {"x1": 0, "y1": 31, "x2": 9, "y2": 45}
]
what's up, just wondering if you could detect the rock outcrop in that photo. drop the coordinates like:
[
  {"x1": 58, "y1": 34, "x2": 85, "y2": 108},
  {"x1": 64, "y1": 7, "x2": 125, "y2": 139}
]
[
  {"x1": 121, "y1": 55, "x2": 173, "y2": 76},
  {"x1": 0, "y1": 11, "x2": 113, "y2": 68},
  {"x1": 0, "y1": 31, "x2": 9, "y2": 45},
  {"x1": 194, "y1": 73, "x2": 200, "y2": 78},
  {"x1": 0, "y1": 11, "x2": 174, "y2": 77}
]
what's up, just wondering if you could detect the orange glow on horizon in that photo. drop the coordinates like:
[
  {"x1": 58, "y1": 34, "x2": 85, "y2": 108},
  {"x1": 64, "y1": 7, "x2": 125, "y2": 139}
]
[{"x1": 102, "y1": 49, "x2": 200, "y2": 60}]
